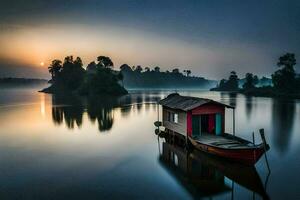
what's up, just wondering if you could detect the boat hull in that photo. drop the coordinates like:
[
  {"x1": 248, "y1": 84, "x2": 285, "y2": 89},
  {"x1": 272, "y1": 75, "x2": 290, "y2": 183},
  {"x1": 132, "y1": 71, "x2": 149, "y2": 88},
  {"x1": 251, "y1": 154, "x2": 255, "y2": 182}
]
[{"x1": 189, "y1": 137, "x2": 268, "y2": 165}]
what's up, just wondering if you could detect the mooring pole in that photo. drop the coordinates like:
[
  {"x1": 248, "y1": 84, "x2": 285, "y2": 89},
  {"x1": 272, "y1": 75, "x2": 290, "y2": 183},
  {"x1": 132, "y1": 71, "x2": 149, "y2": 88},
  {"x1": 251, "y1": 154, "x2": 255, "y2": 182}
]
[
  {"x1": 157, "y1": 103, "x2": 159, "y2": 122},
  {"x1": 252, "y1": 132, "x2": 255, "y2": 144},
  {"x1": 233, "y1": 108, "x2": 236, "y2": 136},
  {"x1": 157, "y1": 136, "x2": 161, "y2": 155},
  {"x1": 231, "y1": 181, "x2": 235, "y2": 200},
  {"x1": 259, "y1": 128, "x2": 271, "y2": 172}
]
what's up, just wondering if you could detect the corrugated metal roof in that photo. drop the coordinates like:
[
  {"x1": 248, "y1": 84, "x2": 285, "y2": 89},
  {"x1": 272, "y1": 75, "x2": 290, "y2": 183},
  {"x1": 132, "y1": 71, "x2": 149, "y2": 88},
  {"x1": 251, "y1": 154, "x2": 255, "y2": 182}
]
[{"x1": 159, "y1": 93, "x2": 234, "y2": 111}]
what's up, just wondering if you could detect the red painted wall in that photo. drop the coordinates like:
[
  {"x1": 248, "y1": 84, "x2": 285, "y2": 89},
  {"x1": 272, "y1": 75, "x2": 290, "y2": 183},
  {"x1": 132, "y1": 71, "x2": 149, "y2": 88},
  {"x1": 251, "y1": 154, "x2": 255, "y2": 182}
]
[
  {"x1": 186, "y1": 103, "x2": 225, "y2": 136},
  {"x1": 191, "y1": 103, "x2": 225, "y2": 115}
]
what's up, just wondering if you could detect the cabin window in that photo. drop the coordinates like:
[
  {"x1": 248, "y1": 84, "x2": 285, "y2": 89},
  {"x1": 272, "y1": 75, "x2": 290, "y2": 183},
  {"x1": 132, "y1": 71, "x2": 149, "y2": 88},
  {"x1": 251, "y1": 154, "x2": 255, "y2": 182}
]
[
  {"x1": 167, "y1": 111, "x2": 178, "y2": 123},
  {"x1": 174, "y1": 113, "x2": 178, "y2": 123},
  {"x1": 167, "y1": 111, "x2": 171, "y2": 122}
]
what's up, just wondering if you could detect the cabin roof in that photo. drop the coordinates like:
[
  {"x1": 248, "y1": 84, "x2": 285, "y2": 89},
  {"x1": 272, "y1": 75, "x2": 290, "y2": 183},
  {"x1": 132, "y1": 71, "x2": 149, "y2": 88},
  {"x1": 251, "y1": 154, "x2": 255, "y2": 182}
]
[{"x1": 159, "y1": 93, "x2": 234, "y2": 111}]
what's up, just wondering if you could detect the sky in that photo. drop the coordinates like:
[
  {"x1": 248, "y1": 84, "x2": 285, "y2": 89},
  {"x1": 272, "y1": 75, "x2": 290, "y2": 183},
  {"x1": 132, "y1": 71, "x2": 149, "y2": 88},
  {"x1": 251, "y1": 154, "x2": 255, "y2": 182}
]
[{"x1": 0, "y1": 0, "x2": 299, "y2": 79}]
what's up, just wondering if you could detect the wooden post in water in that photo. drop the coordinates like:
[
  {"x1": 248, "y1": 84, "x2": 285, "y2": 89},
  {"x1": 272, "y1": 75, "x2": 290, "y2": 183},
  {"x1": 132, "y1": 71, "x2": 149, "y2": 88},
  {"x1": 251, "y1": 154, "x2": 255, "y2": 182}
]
[
  {"x1": 259, "y1": 129, "x2": 267, "y2": 146},
  {"x1": 157, "y1": 103, "x2": 159, "y2": 122},
  {"x1": 231, "y1": 181, "x2": 235, "y2": 200},
  {"x1": 252, "y1": 132, "x2": 255, "y2": 145},
  {"x1": 233, "y1": 108, "x2": 236, "y2": 136},
  {"x1": 259, "y1": 128, "x2": 271, "y2": 172}
]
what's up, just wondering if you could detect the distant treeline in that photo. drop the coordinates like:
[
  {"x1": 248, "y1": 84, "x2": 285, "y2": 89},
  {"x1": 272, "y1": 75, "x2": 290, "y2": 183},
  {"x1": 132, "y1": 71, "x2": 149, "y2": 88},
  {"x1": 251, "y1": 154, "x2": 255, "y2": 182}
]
[
  {"x1": 119, "y1": 64, "x2": 216, "y2": 88},
  {"x1": 239, "y1": 76, "x2": 272, "y2": 87},
  {"x1": 0, "y1": 77, "x2": 48, "y2": 87},
  {"x1": 211, "y1": 53, "x2": 300, "y2": 98}
]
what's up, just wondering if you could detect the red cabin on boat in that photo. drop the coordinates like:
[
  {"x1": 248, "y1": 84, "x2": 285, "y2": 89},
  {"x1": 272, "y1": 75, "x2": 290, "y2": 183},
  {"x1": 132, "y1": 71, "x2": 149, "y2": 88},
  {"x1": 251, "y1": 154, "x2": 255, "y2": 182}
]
[{"x1": 159, "y1": 93, "x2": 234, "y2": 138}]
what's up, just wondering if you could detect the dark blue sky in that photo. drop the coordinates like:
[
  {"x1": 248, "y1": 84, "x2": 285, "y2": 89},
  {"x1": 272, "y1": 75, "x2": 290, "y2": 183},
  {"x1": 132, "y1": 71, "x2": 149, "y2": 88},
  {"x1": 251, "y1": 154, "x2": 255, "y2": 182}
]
[{"x1": 0, "y1": 0, "x2": 299, "y2": 79}]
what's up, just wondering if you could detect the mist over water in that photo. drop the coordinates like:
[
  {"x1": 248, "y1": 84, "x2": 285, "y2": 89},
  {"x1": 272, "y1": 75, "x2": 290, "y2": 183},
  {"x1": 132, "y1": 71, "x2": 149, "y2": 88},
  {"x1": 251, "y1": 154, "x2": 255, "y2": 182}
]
[{"x1": 0, "y1": 87, "x2": 299, "y2": 199}]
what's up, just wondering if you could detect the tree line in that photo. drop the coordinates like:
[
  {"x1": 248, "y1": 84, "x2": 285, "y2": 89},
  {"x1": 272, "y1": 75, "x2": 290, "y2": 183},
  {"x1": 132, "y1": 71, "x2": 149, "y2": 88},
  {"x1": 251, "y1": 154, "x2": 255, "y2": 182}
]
[
  {"x1": 211, "y1": 53, "x2": 300, "y2": 96},
  {"x1": 119, "y1": 64, "x2": 214, "y2": 88}
]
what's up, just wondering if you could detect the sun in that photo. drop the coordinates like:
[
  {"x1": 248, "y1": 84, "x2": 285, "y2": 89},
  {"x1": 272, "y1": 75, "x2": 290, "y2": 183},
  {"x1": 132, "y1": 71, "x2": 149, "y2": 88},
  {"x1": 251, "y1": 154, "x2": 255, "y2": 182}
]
[{"x1": 40, "y1": 62, "x2": 45, "y2": 67}]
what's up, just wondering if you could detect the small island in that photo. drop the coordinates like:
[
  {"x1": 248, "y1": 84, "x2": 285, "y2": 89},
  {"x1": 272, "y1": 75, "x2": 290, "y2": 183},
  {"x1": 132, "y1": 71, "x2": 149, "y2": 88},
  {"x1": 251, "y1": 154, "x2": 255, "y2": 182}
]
[
  {"x1": 211, "y1": 53, "x2": 300, "y2": 98},
  {"x1": 41, "y1": 55, "x2": 128, "y2": 96}
]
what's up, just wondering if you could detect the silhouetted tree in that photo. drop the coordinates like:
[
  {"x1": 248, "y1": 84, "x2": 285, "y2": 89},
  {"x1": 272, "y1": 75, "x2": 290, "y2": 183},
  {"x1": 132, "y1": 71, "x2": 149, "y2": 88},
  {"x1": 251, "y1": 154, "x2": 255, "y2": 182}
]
[
  {"x1": 183, "y1": 70, "x2": 191, "y2": 77},
  {"x1": 97, "y1": 56, "x2": 114, "y2": 68},
  {"x1": 154, "y1": 66, "x2": 160, "y2": 72},
  {"x1": 86, "y1": 61, "x2": 97, "y2": 73},
  {"x1": 60, "y1": 56, "x2": 85, "y2": 90},
  {"x1": 212, "y1": 71, "x2": 239, "y2": 91},
  {"x1": 272, "y1": 53, "x2": 297, "y2": 92},
  {"x1": 243, "y1": 73, "x2": 258, "y2": 90},
  {"x1": 145, "y1": 67, "x2": 150, "y2": 72},
  {"x1": 219, "y1": 79, "x2": 226, "y2": 88},
  {"x1": 277, "y1": 53, "x2": 296, "y2": 70},
  {"x1": 172, "y1": 68, "x2": 180, "y2": 73},
  {"x1": 135, "y1": 65, "x2": 143, "y2": 73},
  {"x1": 74, "y1": 57, "x2": 83, "y2": 69},
  {"x1": 227, "y1": 71, "x2": 239, "y2": 90},
  {"x1": 48, "y1": 59, "x2": 62, "y2": 81},
  {"x1": 120, "y1": 64, "x2": 132, "y2": 72}
]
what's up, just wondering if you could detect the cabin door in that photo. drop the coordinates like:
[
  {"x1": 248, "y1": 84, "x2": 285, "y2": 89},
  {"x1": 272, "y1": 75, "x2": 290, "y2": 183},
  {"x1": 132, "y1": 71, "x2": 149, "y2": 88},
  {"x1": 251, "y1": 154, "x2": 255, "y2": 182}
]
[
  {"x1": 192, "y1": 115, "x2": 201, "y2": 137},
  {"x1": 200, "y1": 114, "x2": 209, "y2": 134},
  {"x1": 215, "y1": 113, "x2": 222, "y2": 135}
]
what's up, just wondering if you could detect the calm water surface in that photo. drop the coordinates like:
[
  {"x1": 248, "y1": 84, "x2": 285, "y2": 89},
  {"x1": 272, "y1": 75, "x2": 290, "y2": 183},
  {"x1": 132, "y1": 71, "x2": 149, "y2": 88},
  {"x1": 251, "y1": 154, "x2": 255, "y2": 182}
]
[{"x1": 0, "y1": 87, "x2": 299, "y2": 199}]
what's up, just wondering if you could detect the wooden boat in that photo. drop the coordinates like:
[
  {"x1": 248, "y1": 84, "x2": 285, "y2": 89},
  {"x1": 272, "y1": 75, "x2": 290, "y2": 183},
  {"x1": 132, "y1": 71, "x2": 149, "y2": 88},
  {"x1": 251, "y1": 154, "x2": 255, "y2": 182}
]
[
  {"x1": 157, "y1": 93, "x2": 270, "y2": 165},
  {"x1": 189, "y1": 132, "x2": 270, "y2": 165}
]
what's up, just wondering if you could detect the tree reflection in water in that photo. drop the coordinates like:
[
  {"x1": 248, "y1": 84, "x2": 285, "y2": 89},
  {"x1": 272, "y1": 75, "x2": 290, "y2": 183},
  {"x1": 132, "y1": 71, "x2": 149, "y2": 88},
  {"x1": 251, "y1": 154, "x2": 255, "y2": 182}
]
[
  {"x1": 86, "y1": 97, "x2": 116, "y2": 132},
  {"x1": 245, "y1": 95, "x2": 253, "y2": 119},
  {"x1": 51, "y1": 95, "x2": 115, "y2": 132},
  {"x1": 51, "y1": 94, "x2": 161, "y2": 133},
  {"x1": 52, "y1": 95, "x2": 84, "y2": 129},
  {"x1": 272, "y1": 98, "x2": 296, "y2": 154}
]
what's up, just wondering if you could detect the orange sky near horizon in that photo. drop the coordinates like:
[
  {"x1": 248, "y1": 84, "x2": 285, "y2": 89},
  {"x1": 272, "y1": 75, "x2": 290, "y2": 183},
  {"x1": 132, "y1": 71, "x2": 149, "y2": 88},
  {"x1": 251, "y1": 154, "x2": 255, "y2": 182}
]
[
  {"x1": 0, "y1": 23, "x2": 277, "y2": 79},
  {"x1": 0, "y1": 24, "x2": 213, "y2": 69}
]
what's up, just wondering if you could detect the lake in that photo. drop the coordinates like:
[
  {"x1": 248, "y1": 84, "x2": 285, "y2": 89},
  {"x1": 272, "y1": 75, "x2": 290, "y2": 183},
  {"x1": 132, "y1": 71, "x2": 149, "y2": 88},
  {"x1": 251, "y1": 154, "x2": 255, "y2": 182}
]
[{"x1": 0, "y1": 86, "x2": 299, "y2": 199}]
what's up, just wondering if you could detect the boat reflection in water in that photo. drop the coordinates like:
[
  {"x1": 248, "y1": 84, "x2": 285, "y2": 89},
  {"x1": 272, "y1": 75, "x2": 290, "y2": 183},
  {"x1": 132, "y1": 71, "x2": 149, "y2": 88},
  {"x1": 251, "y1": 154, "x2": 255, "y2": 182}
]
[{"x1": 158, "y1": 138, "x2": 270, "y2": 199}]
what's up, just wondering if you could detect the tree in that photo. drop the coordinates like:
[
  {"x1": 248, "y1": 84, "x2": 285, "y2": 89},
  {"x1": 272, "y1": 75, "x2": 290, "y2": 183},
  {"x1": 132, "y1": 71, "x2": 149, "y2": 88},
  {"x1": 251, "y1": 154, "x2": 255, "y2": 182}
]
[
  {"x1": 135, "y1": 65, "x2": 143, "y2": 73},
  {"x1": 120, "y1": 64, "x2": 132, "y2": 72},
  {"x1": 74, "y1": 57, "x2": 83, "y2": 69},
  {"x1": 154, "y1": 66, "x2": 160, "y2": 72},
  {"x1": 64, "y1": 56, "x2": 74, "y2": 65},
  {"x1": 97, "y1": 56, "x2": 114, "y2": 68},
  {"x1": 277, "y1": 53, "x2": 296, "y2": 71},
  {"x1": 219, "y1": 79, "x2": 226, "y2": 88},
  {"x1": 227, "y1": 71, "x2": 239, "y2": 90},
  {"x1": 60, "y1": 56, "x2": 85, "y2": 90},
  {"x1": 144, "y1": 67, "x2": 150, "y2": 72},
  {"x1": 272, "y1": 53, "x2": 297, "y2": 91},
  {"x1": 172, "y1": 68, "x2": 180, "y2": 73},
  {"x1": 48, "y1": 59, "x2": 62, "y2": 81},
  {"x1": 184, "y1": 70, "x2": 191, "y2": 77},
  {"x1": 86, "y1": 61, "x2": 97, "y2": 73},
  {"x1": 243, "y1": 73, "x2": 258, "y2": 90}
]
